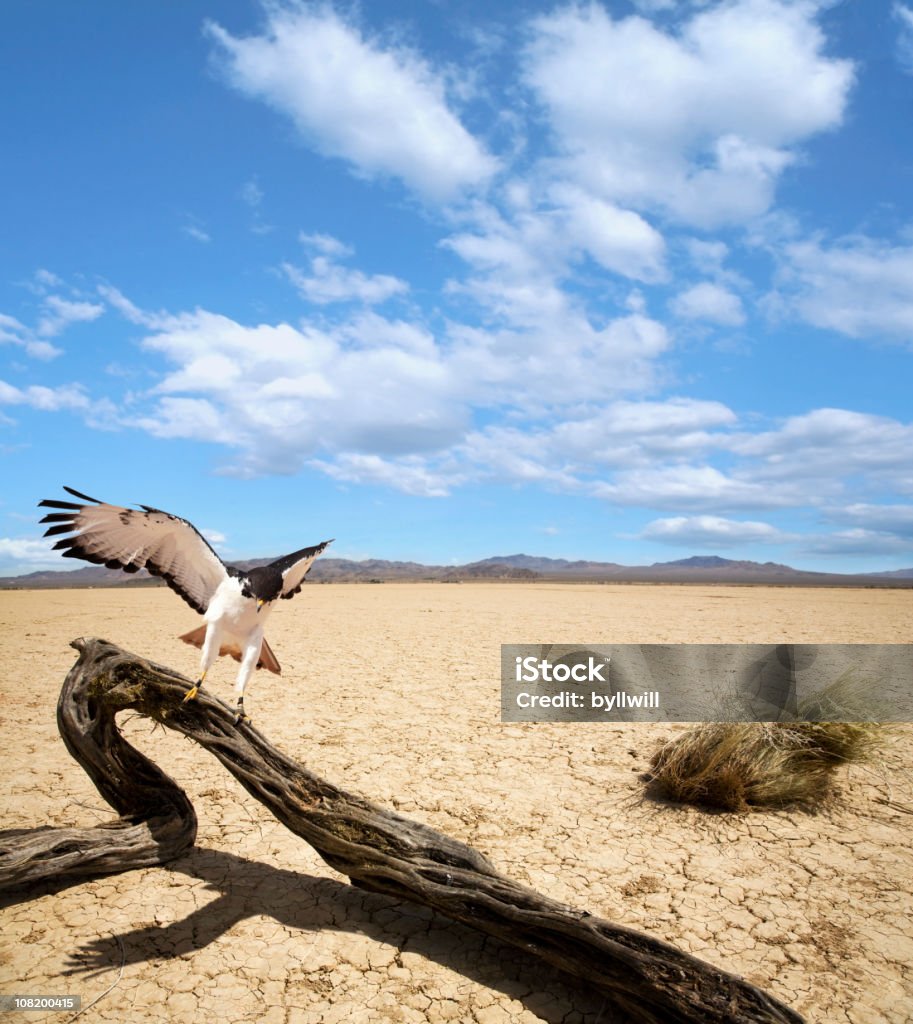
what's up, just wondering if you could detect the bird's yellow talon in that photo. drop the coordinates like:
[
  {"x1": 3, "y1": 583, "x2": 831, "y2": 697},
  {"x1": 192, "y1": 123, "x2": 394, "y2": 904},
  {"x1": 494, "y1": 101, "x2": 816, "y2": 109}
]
[{"x1": 182, "y1": 684, "x2": 200, "y2": 703}]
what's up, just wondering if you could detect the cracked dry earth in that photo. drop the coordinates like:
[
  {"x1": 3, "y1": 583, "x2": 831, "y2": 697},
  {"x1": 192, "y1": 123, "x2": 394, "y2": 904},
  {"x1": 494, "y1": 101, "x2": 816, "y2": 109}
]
[{"x1": 1, "y1": 582, "x2": 911, "y2": 1024}]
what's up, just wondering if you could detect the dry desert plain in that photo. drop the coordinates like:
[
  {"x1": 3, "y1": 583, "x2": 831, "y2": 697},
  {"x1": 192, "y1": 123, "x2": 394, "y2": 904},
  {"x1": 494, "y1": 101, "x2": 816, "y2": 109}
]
[{"x1": 0, "y1": 581, "x2": 911, "y2": 1024}]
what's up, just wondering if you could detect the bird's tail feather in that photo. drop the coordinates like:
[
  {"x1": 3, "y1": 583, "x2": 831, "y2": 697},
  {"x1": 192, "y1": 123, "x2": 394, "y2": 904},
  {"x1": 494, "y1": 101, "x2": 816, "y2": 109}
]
[
  {"x1": 178, "y1": 627, "x2": 282, "y2": 675},
  {"x1": 178, "y1": 625, "x2": 208, "y2": 649},
  {"x1": 258, "y1": 637, "x2": 281, "y2": 675}
]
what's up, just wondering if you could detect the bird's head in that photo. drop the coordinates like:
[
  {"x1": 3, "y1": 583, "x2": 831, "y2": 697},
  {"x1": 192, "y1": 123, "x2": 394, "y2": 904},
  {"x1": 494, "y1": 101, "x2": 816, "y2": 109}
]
[{"x1": 242, "y1": 565, "x2": 283, "y2": 610}]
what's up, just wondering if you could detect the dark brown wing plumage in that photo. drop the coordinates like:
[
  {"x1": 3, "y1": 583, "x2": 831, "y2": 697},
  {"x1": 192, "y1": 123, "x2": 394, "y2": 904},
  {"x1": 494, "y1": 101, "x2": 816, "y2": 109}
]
[{"x1": 38, "y1": 486, "x2": 229, "y2": 614}]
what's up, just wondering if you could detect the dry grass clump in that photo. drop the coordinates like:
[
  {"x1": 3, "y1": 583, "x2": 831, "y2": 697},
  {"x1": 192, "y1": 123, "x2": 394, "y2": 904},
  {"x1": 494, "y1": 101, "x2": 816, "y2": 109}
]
[
  {"x1": 649, "y1": 670, "x2": 888, "y2": 811},
  {"x1": 649, "y1": 721, "x2": 883, "y2": 812}
]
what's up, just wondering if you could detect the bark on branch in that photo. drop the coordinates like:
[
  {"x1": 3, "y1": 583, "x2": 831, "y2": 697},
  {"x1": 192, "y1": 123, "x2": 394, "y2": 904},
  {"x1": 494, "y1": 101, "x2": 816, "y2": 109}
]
[{"x1": 0, "y1": 638, "x2": 804, "y2": 1023}]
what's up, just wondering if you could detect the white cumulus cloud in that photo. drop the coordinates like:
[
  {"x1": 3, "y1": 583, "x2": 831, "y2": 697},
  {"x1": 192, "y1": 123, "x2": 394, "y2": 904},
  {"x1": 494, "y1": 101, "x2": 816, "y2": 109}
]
[
  {"x1": 0, "y1": 537, "x2": 59, "y2": 572},
  {"x1": 822, "y1": 503, "x2": 913, "y2": 538},
  {"x1": 132, "y1": 305, "x2": 464, "y2": 475},
  {"x1": 551, "y1": 185, "x2": 666, "y2": 281},
  {"x1": 207, "y1": 6, "x2": 498, "y2": 199},
  {"x1": 734, "y1": 408, "x2": 913, "y2": 488},
  {"x1": 524, "y1": 0, "x2": 854, "y2": 226},
  {"x1": 641, "y1": 514, "x2": 789, "y2": 546},
  {"x1": 311, "y1": 453, "x2": 457, "y2": 498},
  {"x1": 671, "y1": 282, "x2": 746, "y2": 325},
  {"x1": 771, "y1": 235, "x2": 913, "y2": 342},
  {"x1": 591, "y1": 464, "x2": 789, "y2": 510}
]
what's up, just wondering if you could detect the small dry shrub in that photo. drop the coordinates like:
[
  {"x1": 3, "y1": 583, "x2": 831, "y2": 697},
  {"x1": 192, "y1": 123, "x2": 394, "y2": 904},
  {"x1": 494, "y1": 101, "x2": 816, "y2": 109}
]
[
  {"x1": 649, "y1": 721, "x2": 883, "y2": 811},
  {"x1": 648, "y1": 671, "x2": 889, "y2": 811}
]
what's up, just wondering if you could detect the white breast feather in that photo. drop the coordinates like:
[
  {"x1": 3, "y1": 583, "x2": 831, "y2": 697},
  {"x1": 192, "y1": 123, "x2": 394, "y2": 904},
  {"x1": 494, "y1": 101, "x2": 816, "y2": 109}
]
[{"x1": 205, "y1": 577, "x2": 273, "y2": 638}]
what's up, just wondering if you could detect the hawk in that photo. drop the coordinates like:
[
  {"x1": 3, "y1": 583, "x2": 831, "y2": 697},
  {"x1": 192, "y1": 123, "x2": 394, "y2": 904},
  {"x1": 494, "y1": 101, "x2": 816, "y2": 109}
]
[{"x1": 39, "y1": 486, "x2": 331, "y2": 723}]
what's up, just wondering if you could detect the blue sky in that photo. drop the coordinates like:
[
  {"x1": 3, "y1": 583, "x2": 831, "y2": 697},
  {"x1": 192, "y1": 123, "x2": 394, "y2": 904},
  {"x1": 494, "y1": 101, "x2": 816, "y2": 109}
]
[{"x1": 1, "y1": 0, "x2": 912, "y2": 574}]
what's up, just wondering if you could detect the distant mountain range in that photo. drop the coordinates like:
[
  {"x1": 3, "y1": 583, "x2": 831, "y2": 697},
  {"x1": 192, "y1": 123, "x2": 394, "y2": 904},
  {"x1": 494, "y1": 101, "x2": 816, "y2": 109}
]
[
  {"x1": 863, "y1": 566, "x2": 913, "y2": 579},
  {"x1": 1, "y1": 553, "x2": 910, "y2": 588}
]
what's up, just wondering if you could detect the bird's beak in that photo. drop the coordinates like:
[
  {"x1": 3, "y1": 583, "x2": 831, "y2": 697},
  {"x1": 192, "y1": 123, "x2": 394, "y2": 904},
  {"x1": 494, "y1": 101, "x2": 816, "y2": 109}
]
[{"x1": 256, "y1": 599, "x2": 264, "y2": 614}]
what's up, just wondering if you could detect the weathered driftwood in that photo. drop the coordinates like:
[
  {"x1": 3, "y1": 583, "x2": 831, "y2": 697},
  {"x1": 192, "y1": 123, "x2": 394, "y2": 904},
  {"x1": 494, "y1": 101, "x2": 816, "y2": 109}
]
[
  {"x1": 0, "y1": 638, "x2": 804, "y2": 1024},
  {"x1": 0, "y1": 642, "x2": 196, "y2": 886}
]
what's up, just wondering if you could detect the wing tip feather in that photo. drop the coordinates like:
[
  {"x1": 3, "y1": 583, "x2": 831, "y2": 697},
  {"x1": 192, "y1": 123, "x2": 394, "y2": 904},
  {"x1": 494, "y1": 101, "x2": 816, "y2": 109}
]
[
  {"x1": 62, "y1": 485, "x2": 102, "y2": 503},
  {"x1": 38, "y1": 499, "x2": 83, "y2": 511},
  {"x1": 36, "y1": 487, "x2": 233, "y2": 617},
  {"x1": 43, "y1": 523, "x2": 74, "y2": 537}
]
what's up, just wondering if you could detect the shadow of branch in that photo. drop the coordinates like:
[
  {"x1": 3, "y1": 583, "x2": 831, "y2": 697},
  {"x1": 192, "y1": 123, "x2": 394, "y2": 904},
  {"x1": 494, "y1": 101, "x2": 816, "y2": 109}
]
[{"x1": 57, "y1": 845, "x2": 617, "y2": 1023}]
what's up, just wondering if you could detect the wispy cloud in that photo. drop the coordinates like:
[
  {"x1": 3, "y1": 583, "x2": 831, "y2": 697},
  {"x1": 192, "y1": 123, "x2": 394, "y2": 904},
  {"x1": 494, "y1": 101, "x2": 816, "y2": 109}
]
[
  {"x1": 805, "y1": 528, "x2": 913, "y2": 556},
  {"x1": 97, "y1": 283, "x2": 172, "y2": 330},
  {"x1": 36, "y1": 295, "x2": 104, "y2": 338},
  {"x1": 298, "y1": 232, "x2": 352, "y2": 258},
  {"x1": 33, "y1": 268, "x2": 62, "y2": 290},
  {"x1": 240, "y1": 179, "x2": 263, "y2": 208},
  {"x1": 0, "y1": 312, "x2": 61, "y2": 360},
  {"x1": 0, "y1": 379, "x2": 92, "y2": 411},
  {"x1": 239, "y1": 177, "x2": 272, "y2": 234},
  {"x1": 282, "y1": 235, "x2": 408, "y2": 305},
  {"x1": 894, "y1": 3, "x2": 913, "y2": 74},
  {"x1": 769, "y1": 235, "x2": 913, "y2": 342},
  {"x1": 2, "y1": 287, "x2": 104, "y2": 360},
  {"x1": 182, "y1": 221, "x2": 211, "y2": 244}
]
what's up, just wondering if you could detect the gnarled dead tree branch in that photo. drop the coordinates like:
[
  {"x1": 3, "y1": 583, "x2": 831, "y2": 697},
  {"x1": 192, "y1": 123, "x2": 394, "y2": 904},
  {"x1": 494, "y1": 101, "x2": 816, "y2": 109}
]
[{"x1": 0, "y1": 638, "x2": 804, "y2": 1024}]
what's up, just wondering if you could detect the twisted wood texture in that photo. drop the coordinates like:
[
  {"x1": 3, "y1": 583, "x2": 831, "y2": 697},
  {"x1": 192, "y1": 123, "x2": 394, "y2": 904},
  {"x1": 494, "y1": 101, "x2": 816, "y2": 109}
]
[{"x1": 0, "y1": 638, "x2": 804, "y2": 1024}]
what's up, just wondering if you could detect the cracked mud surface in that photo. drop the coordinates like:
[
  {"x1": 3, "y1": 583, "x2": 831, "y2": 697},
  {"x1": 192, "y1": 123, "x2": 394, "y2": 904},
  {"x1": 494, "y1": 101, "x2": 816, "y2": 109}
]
[{"x1": 1, "y1": 582, "x2": 911, "y2": 1023}]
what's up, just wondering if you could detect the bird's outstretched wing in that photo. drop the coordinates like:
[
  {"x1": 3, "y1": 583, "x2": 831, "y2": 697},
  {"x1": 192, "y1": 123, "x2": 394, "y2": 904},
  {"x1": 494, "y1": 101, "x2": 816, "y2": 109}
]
[
  {"x1": 38, "y1": 486, "x2": 229, "y2": 615},
  {"x1": 270, "y1": 540, "x2": 333, "y2": 600}
]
